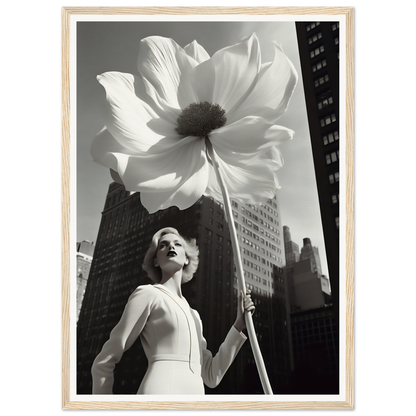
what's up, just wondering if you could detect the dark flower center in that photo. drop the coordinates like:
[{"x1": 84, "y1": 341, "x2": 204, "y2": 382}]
[{"x1": 175, "y1": 102, "x2": 227, "y2": 138}]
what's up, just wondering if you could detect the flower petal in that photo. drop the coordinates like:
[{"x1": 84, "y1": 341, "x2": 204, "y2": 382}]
[
  {"x1": 140, "y1": 154, "x2": 209, "y2": 213},
  {"x1": 260, "y1": 146, "x2": 285, "y2": 173},
  {"x1": 91, "y1": 128, "x2": 144, "y2": 181},
  {"x1": 136, "y1": 136, "x2": 209, "y2": 213},
  {"x1": 137, "y1": 36, "x2": 197, "y2": 110},
  {"x1": 184, "y1": 40, "x2": 210, "y2": 64},
  {"x1": 185, "y1": 58, "x2": 215, "y2": 105},
  {"x1": 206, "y1": 156, "x2": 278, "y2": 205},
  {"x1": 209, "y1": 117, "x2": 271, "y2": 153},
  {"x1": 209, "y1": 117, "x2": 293, "y2": 159},
  {"x1": 92, "y1": 129, "x2": 208, "y2": 212},
  {"x1": 97, "y1": 72, "x2": 165, "y2": 152},
  {"x1": 189, "y1": 33, "x2": 260, "y2": 113},
  {"x1": 91, "y1": 127, "x2": 133, "y2": 166},
  {"x1": 145, "y1": 116, "x2": 180, "y2": 138},
  {"x1": 227, "y1": 42, "x2": 298, "y2": 124}
]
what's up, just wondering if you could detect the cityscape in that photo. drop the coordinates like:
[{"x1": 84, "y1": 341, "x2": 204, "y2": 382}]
[{"x1": 76, "y1": 21, "x2": 340, "y2": 395}]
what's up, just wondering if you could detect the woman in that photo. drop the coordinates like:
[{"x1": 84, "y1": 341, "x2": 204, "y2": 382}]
[{"x1": 91, "y1": 227, "x2": 255, "y2": 394}]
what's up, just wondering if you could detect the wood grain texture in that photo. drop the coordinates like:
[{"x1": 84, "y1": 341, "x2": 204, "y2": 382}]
[
  {"x1": 62, "y1": 6, "x2": 71, "y2": 411},
  {"x1": 62, "y1": 6, "x2": 354, "y2": 410},
  {"x1": 62, "y1": 6, "x2": 354, "y2": 15},
  {"x1": 345, "y1": 7, "x2": 355, "y2": 411},
  {"x1": 63, "y1": 400, "x2": 354, "y2": 410}
]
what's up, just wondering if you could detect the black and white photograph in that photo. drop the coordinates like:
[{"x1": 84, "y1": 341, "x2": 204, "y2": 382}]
[{"x1": 70, "y1": 10, "x2": 351, "y2": 408}]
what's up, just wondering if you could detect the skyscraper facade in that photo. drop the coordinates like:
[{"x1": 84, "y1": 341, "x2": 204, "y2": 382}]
[
  {"x1": 299, "y1": 237, "x2": 331, "y2": 296},
  {"x1": 77, "y1": 183, "x2": 292, "y2": 394},
  {"x1": 283, "y1": 226, "x2": 300, "y2": 267},
  {"x1": 235, "y1": 199, "x2": 283, "y2": 297},
  {"x1": 76, "y1": 240, "x2": 95, "y2": 321},
  {"x1": 300, "y1": 237, "x2": 322, "y2": 276},
  {"x1": 295, "y1": 20, "x2": 340, "y2": 329},
  {"x1": 282, "y1": 228, "x2": 338, "y2": 394},
  {"x1": 283, "y1": 229, "x2": 329, "y2": 312},
  {"x1": 231, "y1": 198, "x2": 293, "y2": 390}
]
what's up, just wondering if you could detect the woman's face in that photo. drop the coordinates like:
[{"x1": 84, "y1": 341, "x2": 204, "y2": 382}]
[{"x1": 155, "y1": 233, "x2": 187, "y2": 274}]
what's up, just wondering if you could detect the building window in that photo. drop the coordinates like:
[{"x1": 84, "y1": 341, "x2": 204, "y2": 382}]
[
  {"x1": 332, "y1": 193, "x2": 339, "y2": 204},
  {"x1": 314, "y1": 74, "x2": 329, "y2": 88},
  {"x1": 325, "y1": 151, "x2": 339, "y2": 165},
  {"x1": 306, "y1": 22, "x2": 321, "y2": 31},
  {"x1": 334, "y1": 37, "x2": 339, "y2": 45},
  {"x1": 317, "y1": 90, "x2": 333, "y2": 110},
  {"x1": 335, "y1": 217, "x2": 340, "y2": 229},
  {"x1": 310, "y1": 45, "x2": 325, "y2": 58},
  {"x1": 312, "y1": 59, "x2": 327, "y2": 72},
  {"x1": 332, "y1": 22, "x2": 340, "y2": 31},
  {"x1": 308, "y1": 32, "x2": 322, "y2": 44},
  {"x1": 320, "y1": 113, "x2": 337, "y2": 127},
  {"x1": 323, "y1": 130, "x2": 339, "y2": 145},
  {"x1": 329, "y1": 171, "x2": 340, "y2": 184}
]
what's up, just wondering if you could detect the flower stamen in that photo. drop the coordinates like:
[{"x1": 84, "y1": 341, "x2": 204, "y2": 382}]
[{"x1": 175, "y1": 102, "x2": 227, "y2": 138}]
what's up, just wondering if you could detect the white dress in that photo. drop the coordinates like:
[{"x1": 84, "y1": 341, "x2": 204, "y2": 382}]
[{"x1": 91, "y1": 284, "x2": 247, "y2": 394}]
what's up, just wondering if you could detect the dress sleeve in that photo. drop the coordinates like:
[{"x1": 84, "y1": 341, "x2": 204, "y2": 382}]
[
  {"x1": 91, "y1": 285, "x2": 155, "y2": 394},
  {"x1": 196, "y1": 313, "x2": 247, "y2": 389}
]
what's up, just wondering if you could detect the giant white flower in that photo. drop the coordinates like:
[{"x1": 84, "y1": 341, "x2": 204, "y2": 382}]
[{"x1": 91, "y1": 34, "x2": 298, "y2": 213}]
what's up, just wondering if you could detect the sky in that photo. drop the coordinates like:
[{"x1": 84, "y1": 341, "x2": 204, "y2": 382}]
[{"x1": 76, "y1": 19, "x2": 329, "y2": 277}]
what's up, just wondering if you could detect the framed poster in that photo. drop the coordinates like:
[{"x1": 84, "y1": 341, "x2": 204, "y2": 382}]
[{"x1": 62, "y1": 6, "x2": 354, "y2": 410}]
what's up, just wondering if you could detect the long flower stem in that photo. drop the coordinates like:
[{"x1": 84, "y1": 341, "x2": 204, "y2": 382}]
[{"x1": 206, "y1": 139, "x2": 273, "y2": 395}]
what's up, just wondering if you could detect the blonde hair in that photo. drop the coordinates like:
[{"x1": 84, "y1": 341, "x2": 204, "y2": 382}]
[{"x1": 142, "y1": 227, "x2": 199, "y2": 284}]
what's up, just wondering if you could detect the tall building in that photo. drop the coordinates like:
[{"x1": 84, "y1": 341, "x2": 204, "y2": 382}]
[
  {"x1": 231, "y1": 198, "x2": 293, "y2": 390},
  {"x1": 295, "y1": 21, "x2": 340, "y2": 329},
  {"x1": 282, "y1": 226, "x2": 299, "y2": 309},
  {"x1": 299, "y1": 237, "x2": 331, "y2": 296},
  {"x1": 283, "y1": 227, "x2": 330, "y2": 311},
  {"x1": 283, "y1": 228, "x2": 338, "y2": 394},
  {"x1": 234, "y1": 199, "x2": 283, "y2": 297},
  {"x1": 300, "y1": 238, "x2": 322, "y2": 276},
  {"x1": 283, "y1": 226, "x2": 300, "y2": 268},
  {"x1": 76, "y1": 240, "x2": 95, "y2": 321},
  {"x1": 290, "y1": 259, "x2": 326, "y2": 311},
  {"x1": 77, "y1": 183, "x2": 292, "y2": 395}
]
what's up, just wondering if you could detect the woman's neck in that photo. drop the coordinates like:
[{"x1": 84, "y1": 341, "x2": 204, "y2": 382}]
[{"x1": 159, "y1": 270, "x2": 183, "y2": 298}]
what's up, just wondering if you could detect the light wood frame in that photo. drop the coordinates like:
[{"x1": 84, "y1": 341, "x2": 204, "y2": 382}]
[{"x1": 62, "y1": 6, "x2": 354, "y2": 410}]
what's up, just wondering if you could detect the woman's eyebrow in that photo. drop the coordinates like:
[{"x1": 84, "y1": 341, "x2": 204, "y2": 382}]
[{"x1": 159, "y1": 238, "x2": 180, "y2": 245}]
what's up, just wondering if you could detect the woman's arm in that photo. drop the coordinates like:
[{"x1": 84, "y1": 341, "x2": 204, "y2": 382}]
[
  {"x1": 200, "y1": 325, "x2": 247, "y2": 389},
  {"x1": 198, "y1": 291, "x2": 255, "y2": 389},
  {"x1": 91, "y1": 285, "x2": 154, "y2": 394},
  {"x1": 233, "y1": 290, "x2": 255, "y2": 332}
]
